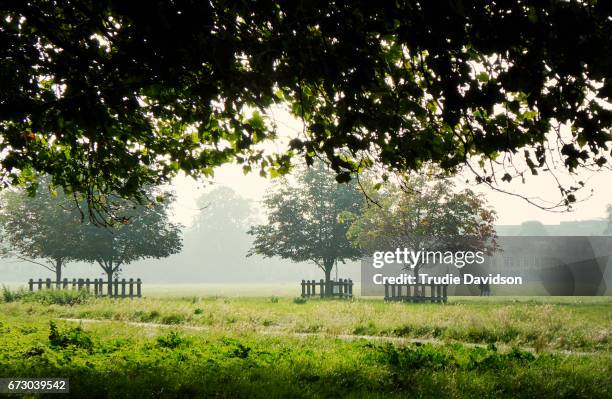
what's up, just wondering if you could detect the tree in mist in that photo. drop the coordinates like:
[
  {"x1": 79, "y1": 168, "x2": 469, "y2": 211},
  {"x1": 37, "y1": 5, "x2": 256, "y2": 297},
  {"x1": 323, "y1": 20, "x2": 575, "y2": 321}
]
[
  {"x1": 248, "y1": 162, "x2": 363, "y2": 294},
  {"x1": 79, "y1": 189, "x2": 183, "y2": 295},
  {"x1": 346, "y1": 175, "x2": 498, "y2": 279},
  {"x1": 518, "y1": 221, "x2": 549, "y2": 236},
  {"x1": 0, "y1": 176, "x2": 84, "y2": 282},
  {"x1": 193, "y1": 186, "x2": 254, "y2": 235},
  {"x1": 186, "y1": 186, "x2": 255, "y2": 277}
]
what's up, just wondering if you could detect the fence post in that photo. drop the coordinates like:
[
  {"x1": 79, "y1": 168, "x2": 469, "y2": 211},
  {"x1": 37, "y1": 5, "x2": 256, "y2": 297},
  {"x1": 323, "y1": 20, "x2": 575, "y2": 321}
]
[
  {"x1": 137, "y1": 278, "x2": 142, "y2": 297},
  {"x1": 301, "y1": 280, "x2": 306, "y2": 297},
  {"x1": 63, "y1": 278, "x2": 68, "y2": 289},
  {"x1": 442, "y1": 285, "x2": 448, "y2": 303},
  {"x1": 384, "y1": 282, "x2": 389, "y2": 300},
  {"x1": 77, "y1": 278, "x2": 83, "y2": 291},
  {"x1": 72, "y1": 278, "x2": 76, "y2": 289},
  {"x1": 37, "y1": 278, "x2": 43, "y2": 291},
  {"x1": 121, "y1": 279, "x2": 126, "y2": 298},
  {"x1": 28, "y1": 279, "x2": 33, "y2": 292},
  {"x1": 45, "y1": 278, "x2": 51, "y2": 289},
  {"x1": 348, "y1": 279, "x2": 353, "y2": 297},
  {"x1": 430, "y1": 284, "x2": 435, "y2": 303},
  {"x1": 320, "y1": 279, "x2": 325, "y2": 298},
  {"x1": 128, "y1": 278, "x2": 134, "y2": 298},
  {"x1": 113, "y1": 278, "x2": 119, "y2": 298},
  {"x1": 85, "y1": 278, "x2": 90, "y2": 292}
]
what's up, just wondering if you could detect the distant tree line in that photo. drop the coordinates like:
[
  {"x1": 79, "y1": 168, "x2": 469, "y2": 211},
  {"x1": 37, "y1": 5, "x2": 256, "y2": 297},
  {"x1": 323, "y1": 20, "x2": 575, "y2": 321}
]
[{"x1": 2, "y1": 166, "x2": 609, "y2": 295}]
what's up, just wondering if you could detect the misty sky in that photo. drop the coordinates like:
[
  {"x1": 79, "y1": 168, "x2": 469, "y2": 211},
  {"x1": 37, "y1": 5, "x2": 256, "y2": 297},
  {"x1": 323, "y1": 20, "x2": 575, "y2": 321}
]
[{"x1": 169, "y1": 106, "x2": 612, "y2": 228}]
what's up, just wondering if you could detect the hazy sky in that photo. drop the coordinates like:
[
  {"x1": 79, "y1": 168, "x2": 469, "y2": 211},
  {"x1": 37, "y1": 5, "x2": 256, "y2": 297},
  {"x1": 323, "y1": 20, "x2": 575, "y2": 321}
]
[{"x1": 169, "y1": 106, "x2": 612, "y2": 228}]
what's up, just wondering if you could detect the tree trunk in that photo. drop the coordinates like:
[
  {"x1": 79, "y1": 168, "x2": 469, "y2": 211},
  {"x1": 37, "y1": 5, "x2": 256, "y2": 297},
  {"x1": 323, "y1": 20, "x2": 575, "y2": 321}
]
[
  {"x1": 323, "y1": 260, "x2": 334, "y2": 298},
  {"x1": 55, "y1": 259, "x2": 62, "y2": 288},
  {"x1": 107, "y1": 269, "x2": 113, "y2": 296},
  {"x1": 413, "y1": 264, "x2": 421, "y2": 296},
  {"x1": 105, "y1": 260, "x2": 114, "y2": 296}
]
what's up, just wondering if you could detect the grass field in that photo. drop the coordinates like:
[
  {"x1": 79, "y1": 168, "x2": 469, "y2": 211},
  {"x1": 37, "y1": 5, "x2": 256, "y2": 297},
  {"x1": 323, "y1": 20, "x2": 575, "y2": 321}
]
[{"x1": 0, "y1": 287, "x2": 610, "y2": 398}]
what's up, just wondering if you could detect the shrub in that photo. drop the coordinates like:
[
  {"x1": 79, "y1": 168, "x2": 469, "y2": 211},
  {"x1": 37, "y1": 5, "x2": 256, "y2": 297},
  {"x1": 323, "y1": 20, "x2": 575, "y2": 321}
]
[
  {"x1": 193, "y1": 308, "x2": 204, "y2": 315},
  {"x1": 156, "y1": 331, "x2": 189, "y2": 349},
  {"x1": 270, "y1": 296, "x2": 279, "y2": 303},
  {"x1": 48, "y1": 321, "x2": 93, "y2": 350},
  {"x1": 293, "y1": 297, "x2": 308, "y2": 304}
]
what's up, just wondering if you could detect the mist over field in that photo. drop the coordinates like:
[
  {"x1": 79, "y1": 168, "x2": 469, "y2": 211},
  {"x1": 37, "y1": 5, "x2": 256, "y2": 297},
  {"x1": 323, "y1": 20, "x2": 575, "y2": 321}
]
[{"x1": 1, "y1": 183, "x2": 609, "y2": 285}]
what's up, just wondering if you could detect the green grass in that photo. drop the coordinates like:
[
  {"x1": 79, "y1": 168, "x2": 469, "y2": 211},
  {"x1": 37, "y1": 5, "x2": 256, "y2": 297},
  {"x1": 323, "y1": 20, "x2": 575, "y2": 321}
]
[
  {"x1": 3, "y1": 294, "x2": 609, "y2": 352},
  {"x1": 0, "y1": 293, "x2": 610, "y2": 398}
]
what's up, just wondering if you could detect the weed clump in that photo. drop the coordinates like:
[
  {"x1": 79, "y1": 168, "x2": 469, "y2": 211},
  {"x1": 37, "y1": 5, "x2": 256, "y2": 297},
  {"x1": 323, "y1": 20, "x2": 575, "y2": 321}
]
[
  {"x1": 156, "y1": 331, "x2": 190, "y2": 349},
  {"x1": 48, "y1": 321, "x2": 93, "y2": 350},
  {"x1": 353, "y1": 321, "x2": 378, "y2": 336},
  {"x1": 135, "y1": 310, "x2": 161, "y2": 322},
  {"x1": 161, "y1": 314, "x2": 185, "y2": 325},
  {"x1": 1, "y1": 286, "x2": 25, "y2": 303}
]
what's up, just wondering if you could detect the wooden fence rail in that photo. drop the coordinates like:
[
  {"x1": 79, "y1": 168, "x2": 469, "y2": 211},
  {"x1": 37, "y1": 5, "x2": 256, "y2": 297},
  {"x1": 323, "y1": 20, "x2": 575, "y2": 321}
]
[
  {"x1": 301, "y1": 279, "x2": 353, "y2": 298},
  {"x1": 384, "y1": 282, "x2": 447, "y2": 303},
  {"x1": 28, "y1": 278, "x2": 142, "y2": 298}
]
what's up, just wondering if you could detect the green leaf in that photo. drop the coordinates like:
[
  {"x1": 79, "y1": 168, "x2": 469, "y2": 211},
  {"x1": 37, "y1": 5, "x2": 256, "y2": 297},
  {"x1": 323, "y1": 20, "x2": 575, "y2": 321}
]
[{"x1": 476, "y1": 72, "x2": 489, "y2": 83}]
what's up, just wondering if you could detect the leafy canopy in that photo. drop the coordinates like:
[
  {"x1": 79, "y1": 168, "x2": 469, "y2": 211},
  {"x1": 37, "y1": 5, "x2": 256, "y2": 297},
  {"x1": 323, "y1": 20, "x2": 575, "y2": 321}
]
[{"x1": 0, "y1": 1, "x2": 610, "y2": 208}]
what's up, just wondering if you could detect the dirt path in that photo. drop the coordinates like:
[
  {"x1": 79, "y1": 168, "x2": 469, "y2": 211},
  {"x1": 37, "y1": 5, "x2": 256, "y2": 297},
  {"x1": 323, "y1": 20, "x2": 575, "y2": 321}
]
[{"x1": 58, "y1": 317, "x2": 604, "y2": 357}]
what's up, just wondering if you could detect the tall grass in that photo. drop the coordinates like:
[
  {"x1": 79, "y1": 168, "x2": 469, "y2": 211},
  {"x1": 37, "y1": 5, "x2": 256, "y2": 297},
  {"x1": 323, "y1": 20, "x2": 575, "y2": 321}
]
[{"x1": 1, "y1": 286, "x2": 92, "y2": 305}]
